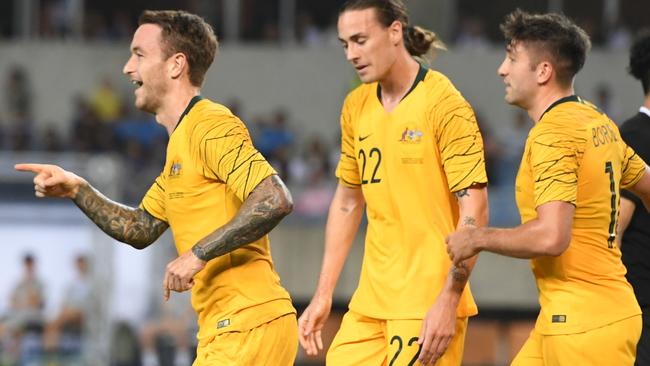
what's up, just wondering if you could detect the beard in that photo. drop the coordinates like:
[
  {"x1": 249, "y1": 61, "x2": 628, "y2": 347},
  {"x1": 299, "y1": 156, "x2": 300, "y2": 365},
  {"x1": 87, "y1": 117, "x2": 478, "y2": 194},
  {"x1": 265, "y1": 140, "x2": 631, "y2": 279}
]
[{"x1": 134, "y1": 80, "x2": 168, "y2": 114}]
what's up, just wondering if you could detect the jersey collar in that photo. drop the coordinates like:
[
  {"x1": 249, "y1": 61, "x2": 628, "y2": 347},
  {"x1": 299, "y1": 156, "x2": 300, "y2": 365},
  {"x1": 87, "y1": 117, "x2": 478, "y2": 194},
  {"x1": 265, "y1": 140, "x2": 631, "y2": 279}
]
[
  {"x1": 539, "y1": 95, "x2": 581, "y2": 120},
  {"x1": 640, "y1": 106, "x2": 650, "y2": 118},
  {"x1": 175, "y1": 95, "x2": 204, "y2": 131},
  {"x1": 376, "y1": 63, "x2": 428, "y2": 104}
]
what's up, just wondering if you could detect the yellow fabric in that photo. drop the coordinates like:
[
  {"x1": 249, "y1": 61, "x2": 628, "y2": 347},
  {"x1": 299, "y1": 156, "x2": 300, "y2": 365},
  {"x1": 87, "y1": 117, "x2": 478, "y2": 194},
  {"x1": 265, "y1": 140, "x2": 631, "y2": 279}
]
[
  {"x1": 335, "y1": 69, "x2": 487, "y2": 319},
  {"x1": 511, "y1": 315, "x2": 641, "y2": 366},
  {"x1": 90, "y1": 87, "x2": 122, "y2": 122},
  {"x1": 327, "y1": 310, "x2": 467, "y2": 366},
  {"x1": 515, "y1": 97, "x2": 647, "y2": 335},
  {"x1": 140, "y1": 98, "x2": 295, "y2": 345},
  {"x1": 193, "y1": 313, "x2": 298, "y2": 366}
]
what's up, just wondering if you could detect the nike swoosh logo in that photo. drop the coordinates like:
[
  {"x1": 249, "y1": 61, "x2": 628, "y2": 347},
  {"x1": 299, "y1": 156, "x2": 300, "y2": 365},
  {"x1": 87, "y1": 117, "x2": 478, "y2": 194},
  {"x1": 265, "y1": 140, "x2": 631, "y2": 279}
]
[{"x1": 359, "y1": 134, "x2": 371, "y2": 141}]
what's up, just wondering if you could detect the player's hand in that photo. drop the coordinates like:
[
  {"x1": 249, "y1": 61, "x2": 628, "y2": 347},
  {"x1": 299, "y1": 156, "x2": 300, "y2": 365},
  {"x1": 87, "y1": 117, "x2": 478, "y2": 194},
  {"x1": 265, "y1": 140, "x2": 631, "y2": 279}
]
[
  {"x1": 298, "y1": 294, "x2": 332, "y2": 356},
  {"x1": 417, "y1": 294, "x2": 457, "y2": 365},
  {"x1": 446, "y1": 227, "x2": 480, "y2": 266},
  {"x1": 15, "y1": 163, "x2": 86, "y2": 199},
  {"x1": 163, "y1": 250, "x2": 206, "y2": 301}
]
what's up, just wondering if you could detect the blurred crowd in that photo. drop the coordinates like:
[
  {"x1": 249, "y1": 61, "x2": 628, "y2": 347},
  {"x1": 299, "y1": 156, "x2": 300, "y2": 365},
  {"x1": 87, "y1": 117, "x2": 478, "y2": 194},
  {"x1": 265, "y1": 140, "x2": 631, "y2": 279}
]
[
  {"x1": 0, "y1": 254, "x2": 92, "y2": 365},
  {"x1": 0, "y1": 253, "x2": 198, "y2": 366},
  {"x1": 0, "y1": 61, "x2": 628, "y2": 218},
  {"x1": 1, "y1": 1, "x2": 648, "y2": 50}
]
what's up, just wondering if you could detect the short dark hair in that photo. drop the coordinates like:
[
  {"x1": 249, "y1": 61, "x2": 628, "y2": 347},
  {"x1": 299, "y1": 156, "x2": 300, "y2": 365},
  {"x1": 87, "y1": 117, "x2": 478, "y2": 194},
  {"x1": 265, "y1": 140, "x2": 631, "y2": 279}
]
[
  {"x1": 629, "y1": 29, "x2": 650, "y2": 95},
  {"x1": 500, "y1": 9, "x2": 591, "y2": 86},
  {"x1": 339, "y1": 0, "x2": 445, "y2": 57},
  {"x1": 139, "y1": 10, "x2": 218, "y2": 87},
  {"x1": 23, "y1": 253, "x2": 34, "y2": 265}
]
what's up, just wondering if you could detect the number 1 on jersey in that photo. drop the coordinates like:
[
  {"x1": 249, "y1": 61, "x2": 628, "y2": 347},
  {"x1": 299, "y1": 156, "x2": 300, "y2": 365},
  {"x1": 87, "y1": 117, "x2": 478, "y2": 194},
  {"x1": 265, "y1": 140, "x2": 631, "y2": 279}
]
[{"x1": 605, "y1": 161, "x2": 617, "y2": 248}]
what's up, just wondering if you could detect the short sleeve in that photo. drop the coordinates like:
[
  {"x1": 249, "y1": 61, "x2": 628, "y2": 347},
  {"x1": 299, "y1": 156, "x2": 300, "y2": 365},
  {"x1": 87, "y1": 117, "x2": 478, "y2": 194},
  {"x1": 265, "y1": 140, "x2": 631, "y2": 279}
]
[
  {"x1": 194, "y1": 117, "x2": 277, "y2": 202},
  {"x1": 335, "y1": 96, "x2": 361, "y2": 187},
  {"x1": 432, "y1": 92, "x2": 487, "y2": 192},
  {"x1": 139, "y1": 173, "x2": 168, "y2": 222},
  {"x1": 529, "y1": 128, "x2": 582, "y2": 207},
  {"x1": 620, "y1": 145, "x2": 646, "y2": 189}
]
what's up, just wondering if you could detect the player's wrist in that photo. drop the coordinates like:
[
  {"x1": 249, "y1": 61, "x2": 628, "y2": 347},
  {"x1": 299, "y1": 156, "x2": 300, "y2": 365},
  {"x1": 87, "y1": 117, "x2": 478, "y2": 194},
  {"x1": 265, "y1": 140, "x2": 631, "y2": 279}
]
[
  {"x1": 437, "y1": 288, "x2": 462, "y2": 307},
  {"x1": 314, "y1": 288, "x2": 334, "y2": 303},
  {"x1": 70, "y1": 178, "x2": 89, "y2": 200}
]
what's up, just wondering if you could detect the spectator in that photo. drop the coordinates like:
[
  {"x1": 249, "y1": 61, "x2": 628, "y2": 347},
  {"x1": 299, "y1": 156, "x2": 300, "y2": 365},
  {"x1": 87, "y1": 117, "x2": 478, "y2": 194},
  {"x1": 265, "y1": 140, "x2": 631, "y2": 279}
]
[
  {"x1": 41, "y1": 125, "x2": 64, "y2": 152},
  {"x1": 89, "y1": 77, "x2": 124, "y2": 123},
  {"x1": 455, "y1": 15, "x2": 490, "y2": 50},
  {"x1": 1, "y1": 254, "x2": 45, "y2": 364},
  {"x1": 5, "y1": 66, "x2": 32, "y2": 121},
  {"x1": 43, "y1": 255, "x2": 91, "y2": 358},
  {"x1": 5, "y1": 254, "x2": 45, "y2": 333}
]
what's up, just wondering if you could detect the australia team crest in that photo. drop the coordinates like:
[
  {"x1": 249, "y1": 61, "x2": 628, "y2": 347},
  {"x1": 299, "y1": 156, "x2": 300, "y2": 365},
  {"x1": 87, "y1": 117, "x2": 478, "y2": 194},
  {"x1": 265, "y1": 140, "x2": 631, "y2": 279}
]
[{"x1": 399, "y1": 127, "x2": 423, "y2": 143}]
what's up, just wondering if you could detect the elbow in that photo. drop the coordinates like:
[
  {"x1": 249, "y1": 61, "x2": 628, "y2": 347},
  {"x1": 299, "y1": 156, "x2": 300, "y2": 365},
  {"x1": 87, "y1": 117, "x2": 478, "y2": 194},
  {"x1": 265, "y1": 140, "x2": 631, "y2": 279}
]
[
  {"x1": 130, "y1": 242, "x2": 150, "y2": 251},
  {"x1": 541, "y1": 234, "x2": 570, "y2": 257},
  {"x1": 275, "y1": 189, "x2": 294, "y2": 219},
  {"x1": 127, "y1": 238, "x2": 155, "y2": 250}
]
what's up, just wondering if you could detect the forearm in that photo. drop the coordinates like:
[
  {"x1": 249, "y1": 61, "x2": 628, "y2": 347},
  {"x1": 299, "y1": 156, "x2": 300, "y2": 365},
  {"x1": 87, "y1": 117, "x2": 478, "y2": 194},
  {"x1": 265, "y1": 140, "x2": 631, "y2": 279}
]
[
  {"x1": 442, "y1": 186, "x2": 487, "y2": 300},
  {"x1": 191, "y1": 175, "x2": 293, "y2": 261},
  {"x1": 477, "y1": 222, "x2": 558, "y2": 258},
  {"x1": 73, "y1": 183, "x2": 167, "y2": 249},
  {"x1": 314, "y1": 194, "x2": 364, "y2": 298}
]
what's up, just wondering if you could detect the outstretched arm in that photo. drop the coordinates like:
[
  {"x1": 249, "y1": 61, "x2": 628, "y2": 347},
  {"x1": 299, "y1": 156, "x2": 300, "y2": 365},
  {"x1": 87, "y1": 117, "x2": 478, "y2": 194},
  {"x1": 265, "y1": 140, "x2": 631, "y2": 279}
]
[
  {"x1": 446, "y1": 200, "x2": 574, "y2": 264},
  {"x1": 15, "y1": 163, "x2": 168, "y2": 249}
]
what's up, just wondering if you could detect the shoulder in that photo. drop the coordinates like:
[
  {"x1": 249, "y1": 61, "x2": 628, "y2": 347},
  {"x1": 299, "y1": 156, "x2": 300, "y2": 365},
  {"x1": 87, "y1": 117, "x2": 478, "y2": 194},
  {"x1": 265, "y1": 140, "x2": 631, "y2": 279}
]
[
  {"x1": 343, "y1": 82, "x2": 375, "y2": 110},
  {"x1": 421, "y1": 70, "x2": 462, "y2": 99},
  {"x1": 538, "y1": 100, "x2": 598, "y2": 134},
  {"x1": 420, "y1": 70, "x2": 471, "y2": 115},
  {"x1": 191, "y1": 99, "x2": 237, "y2": 122},
  {"x1": 533, "y1": 107, "x2": 589, "y2": 148},
  {"x1": 188, "y1": 99, "x2": 247, "y2": 132}
]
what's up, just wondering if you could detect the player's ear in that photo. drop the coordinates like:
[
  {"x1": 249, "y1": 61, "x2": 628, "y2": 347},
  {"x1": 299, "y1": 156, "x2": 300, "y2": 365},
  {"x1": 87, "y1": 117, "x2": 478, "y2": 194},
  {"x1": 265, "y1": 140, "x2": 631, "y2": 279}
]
[
  {"x1": 536, "y1": 61, "x2": 553, "y2": 85},
  {"x1": 169, "y1": 52, "x2": 187, "y2": 80},
  {"x1": 389, "y1": 20, "x2": 402, "y2": 46}
]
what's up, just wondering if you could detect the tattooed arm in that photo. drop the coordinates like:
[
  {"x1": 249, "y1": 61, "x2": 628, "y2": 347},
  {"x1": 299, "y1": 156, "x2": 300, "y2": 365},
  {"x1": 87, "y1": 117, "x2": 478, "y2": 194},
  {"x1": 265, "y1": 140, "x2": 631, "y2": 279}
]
[
  {"x1": 15, "y1": 163, "x2": 168, "y2": 249},
  {"x1": 73, "y1": 184, "x2": 168, "y2": 249},
  {"x1": 191, "y1": 174, "x2": 293, "y2": 261},
  {"x1": 444, "y1": 185, "x2": 488, "y2": 293},
  {"x1": 416, "y1": 184, "x2": 488, "y2": 364},
  {"x1": 162, "y1": 174, "x2": 293, "y2": 301}
]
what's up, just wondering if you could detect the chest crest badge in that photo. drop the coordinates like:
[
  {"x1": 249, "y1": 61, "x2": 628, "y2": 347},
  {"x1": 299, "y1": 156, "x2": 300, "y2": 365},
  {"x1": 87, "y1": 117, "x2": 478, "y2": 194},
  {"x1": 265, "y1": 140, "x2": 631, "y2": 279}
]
[
  {"x1": 169, "y1": 160, "x2": 183, "y2": 177},
  {"x1": 399, "y1": 127, "x2": 423, "y2": 143}
]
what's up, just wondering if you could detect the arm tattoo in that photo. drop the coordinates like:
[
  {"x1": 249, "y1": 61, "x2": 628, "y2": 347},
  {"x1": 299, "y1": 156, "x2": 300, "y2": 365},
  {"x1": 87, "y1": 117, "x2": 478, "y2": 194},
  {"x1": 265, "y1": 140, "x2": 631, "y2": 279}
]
[
  {"x1": 73, "y1": 184, "x2": 168, "y2": 249},
  {"x1": 462, "y1": 216, "x2": 477, "y2": 227},
  {"x1": 450, "y1": 263, "x2": 469, "y2": 284},
  {"x1": 454, "y1": 189, "x2": 470, "y2": 199},
  {"x1": 191, "y1": 175, "x2": 293, "y2": 261}
]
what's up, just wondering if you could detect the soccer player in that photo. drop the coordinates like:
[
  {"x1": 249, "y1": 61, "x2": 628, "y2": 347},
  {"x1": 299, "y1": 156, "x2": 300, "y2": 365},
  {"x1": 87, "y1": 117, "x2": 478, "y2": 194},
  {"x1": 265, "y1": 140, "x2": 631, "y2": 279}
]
[
  {"x1": 446, "y1": 10, "x2": 650, "y2": 365},
  {"x1": 15, "y1": 10, "x2": 297, "y2": 365},
  {"x1": 297, "y1": 1, "x2": 488, "y2": 365},
  {"x1": 619, "y1": 29, "x2": 650, "y2": 366}
]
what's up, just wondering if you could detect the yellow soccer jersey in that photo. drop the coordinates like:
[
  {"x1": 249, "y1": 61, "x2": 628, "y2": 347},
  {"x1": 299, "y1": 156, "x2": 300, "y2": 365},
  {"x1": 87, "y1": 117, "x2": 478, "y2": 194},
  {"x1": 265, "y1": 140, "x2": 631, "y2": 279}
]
[
  {"x1": 336, "y1": 66, "x2": 488, "y2": 319},
  {"x1": 515, "y1": 95, "x2": 647, "y2": 335},
  {"x1": 140, "y1": 96, "x2": 295, "y2": 345}
]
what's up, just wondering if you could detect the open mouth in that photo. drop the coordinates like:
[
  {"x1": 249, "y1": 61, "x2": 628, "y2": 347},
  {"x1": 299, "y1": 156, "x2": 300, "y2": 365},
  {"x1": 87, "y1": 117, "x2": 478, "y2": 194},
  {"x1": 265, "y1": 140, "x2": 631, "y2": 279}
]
[{"x1": 132, "y1": 80, "x2": 143, "y2": 88}]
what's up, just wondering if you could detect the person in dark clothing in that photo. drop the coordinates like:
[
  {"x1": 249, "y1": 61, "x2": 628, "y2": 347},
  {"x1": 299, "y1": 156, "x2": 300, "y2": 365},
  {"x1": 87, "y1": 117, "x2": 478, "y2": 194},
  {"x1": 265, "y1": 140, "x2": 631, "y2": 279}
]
[{"x1": 619, "y1": 29, "x2": 650, "y2": 366}]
